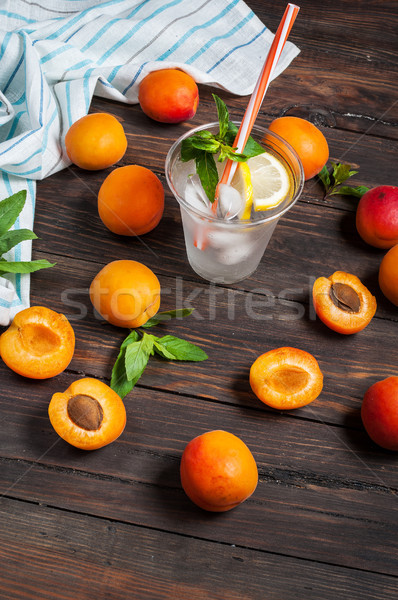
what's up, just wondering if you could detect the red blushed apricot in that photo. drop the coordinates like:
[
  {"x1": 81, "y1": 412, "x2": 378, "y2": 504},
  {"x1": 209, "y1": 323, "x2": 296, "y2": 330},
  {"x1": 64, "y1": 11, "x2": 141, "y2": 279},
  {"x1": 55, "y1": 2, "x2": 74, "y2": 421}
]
[
  {"x1": 312, "y1": 271, "x2": 377, "y2": 334},
  {"x1": 361, "y1": 376, "x2": 398, "y2": 451},
  {"x1": 0, "y1": 306, "x2": 75, "y2": 379},
  {"x1": 378, "y1": 244, "x2": 398, "y2": 306},
  {"x1": 48, "y1": 377, "x2": 126, "y2": 450},
  {"x1": 356, "y1": 185, "x2": 398, "y2": 249},
  {"x1": 250, "y1": 347, "x2": 323, "y2": 410},
  {"x1": 138, "y1": 69, "x2": 199, "y2": 123},
  {"x1": 180, "y1": 430, "x2": 258, "y2": 512}
]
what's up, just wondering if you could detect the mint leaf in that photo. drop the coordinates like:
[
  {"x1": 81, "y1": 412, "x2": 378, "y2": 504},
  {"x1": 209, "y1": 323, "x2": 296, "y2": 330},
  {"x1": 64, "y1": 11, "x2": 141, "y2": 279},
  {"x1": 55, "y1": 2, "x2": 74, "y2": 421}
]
[
  {"x1": 333, "y1": 185, "x2": 370, "y2": 198},
  {"x1": 225, "y1": 122, "x2": 265, "y2": 158},
  {"x1": 0, "y1": 229, "x2": 37, "y2": 255},
  {"x1": 190, "y1": 135, "x2": 220, "y2": 153},
  {"x1": 318, "y1": 165, "x2": 330, "y2": 190},
  {"x1": 125, "y1": 332, "x2": 154, "y2": 383},
  {"x1": 153, "y1": 335, "x2": 208, "y2": 361},
  {"x1": 195, "y1": 150, "x2": 219, "y2": 203},
  {"x1": 110, "y1": 331, "x2": 139, "y2": 399},
  {"x1": 0, "y1": 190, "x2": 26, "y2": 236},
  {"x1": 213, "y1": 94, "x2": 229, "y2": 139},
  {"x1": 0, "y1": 259, "x2": 55, "y2": 275},
  {"x1": 141, "y1": 308, "x2": 195, "y2": 328},
  {"x1": 180, "y1": 137, "x2": 198, "y2": 162}
]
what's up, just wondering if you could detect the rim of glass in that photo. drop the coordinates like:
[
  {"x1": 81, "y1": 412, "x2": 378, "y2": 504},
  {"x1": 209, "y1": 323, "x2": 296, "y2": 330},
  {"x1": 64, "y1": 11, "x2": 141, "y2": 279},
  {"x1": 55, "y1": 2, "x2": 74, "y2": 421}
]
[{"x1": 165, "y1": 121, "x2": 304, "y2": 228}]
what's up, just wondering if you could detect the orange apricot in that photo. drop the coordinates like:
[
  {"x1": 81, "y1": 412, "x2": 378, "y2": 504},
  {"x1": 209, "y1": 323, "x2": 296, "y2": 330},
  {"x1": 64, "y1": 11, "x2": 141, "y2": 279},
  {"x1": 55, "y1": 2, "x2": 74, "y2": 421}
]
[
  {"x1": 65, "y1": 112, "x2": 127, "y2": 170},
  {"x1": 0, "y1": 306, "x2": 75, "y2": 379},
  {"x1": 361, "y1": 376, "x2": 398, "y2": 451},
  {"x1": 89, "y1": 259, "x2": 161, "y2": 328},
  {"x1": 250, "y1": 347, "x2": 323, "y2": 410},
  {"x1": 356, "y1": 185, "x2": 398, "y2": 249},
  {"x1": 268, "y1": 116, "x2": 329, "y2": 180},
  {"x1": 138, "y1": 69, "x2": 199, "y2": 123},
  {"x1": 180, "y1": 430, "x2": 258, "y2": 512},
  {"x1": 312, "y1": 271, "x2": 377, "y2": 334},
  {"x1": 98, "y1": 165, "x2": 164, "y2": 236},
  {"x1": 48, "y1": 377, "x2": 126, "y2": 450},
  {"x1": 378, "y1": 244, "x2": 398, "y2": 306}
]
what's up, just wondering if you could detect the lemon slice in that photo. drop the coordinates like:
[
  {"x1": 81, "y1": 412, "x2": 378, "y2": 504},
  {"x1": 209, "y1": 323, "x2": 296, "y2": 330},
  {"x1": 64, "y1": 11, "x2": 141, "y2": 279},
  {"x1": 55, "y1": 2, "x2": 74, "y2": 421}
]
[
  {"x1": 247, "y1": 152, "x2": 291, "y2": 211},
  {"x1": 230, "y1": 162, "x2": 253, "y2": 220}
]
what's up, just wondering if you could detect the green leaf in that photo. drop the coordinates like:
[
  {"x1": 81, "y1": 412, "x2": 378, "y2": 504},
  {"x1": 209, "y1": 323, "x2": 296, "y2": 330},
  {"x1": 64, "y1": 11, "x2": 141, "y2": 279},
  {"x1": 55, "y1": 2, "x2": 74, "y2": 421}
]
[
  {"x1": 190, "y1": 135, "x2": 220, "y2": 153},
  {"x1": 0, "y1": 190, "x2": 26, "y2": 236},
  {"x1": 195, "y1": 150, "x2": 219, "y2": 203},
  {"x1": 180, "y1": 138, "x2": 198, "y2": 162},
  {"x1": 153, "y1": 335, "x2": 208, "y2": 361},
  {"x1": 332, "y1": 185, "x2": 369, "y2": 198},
  {"x1": 0, "y1": 259, "x2": 55, "y2": 275},
  {"x1": 318, "y1": 165, "x2": 331, "y2": 189},
  {"x1": 0, "y1": 229, "x2": 37, "y2": 256},
  {"x1": 125, "y1": 332, "x2": 154, "y2": 383},
  {"x1": 225, "y1": 122, "x2": 265, "y2": 158},
  {"x1": 110, "y1": 331, "x2": 139, "y2": 399},
  {"x1": 141, "y1": 308, "x2": 195, "y2": 328},
  {"x1": 213, "y1": 94, "x2": 229, "y2": 139}
]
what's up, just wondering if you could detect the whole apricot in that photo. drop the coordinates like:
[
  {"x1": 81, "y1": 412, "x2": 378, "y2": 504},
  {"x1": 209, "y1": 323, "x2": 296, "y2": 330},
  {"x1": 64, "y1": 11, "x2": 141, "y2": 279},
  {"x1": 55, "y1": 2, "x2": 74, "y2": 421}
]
[
  {"x1": 356, "y1": 185, "x2": 398, "y2": 249},
  {"x1": 49, "y1": 377, "x2": 126, "y2": 450},
  {"x1": 180, "y1": 430, "x2": 258, "y2": 512},
  {"x1": 65, "y1": 112, "x2": 127, "y2": 170},
  {"x1": 250, "y1": 347, "x2": 323, "y2": 410},
  {"x1": 89, "y1": 259, "x2": 160, "y2": 328},
  {"x1": 0, "y1": 306, "x2": 75, "y2": 379},
  {"x1": 379, "y1": 244, "x2": 398, "y2": 306},
  {"x1": 138, "y1": 69, "x2": 199, "y2": 123},
  {"x1": 98, "y1": 165, "x2": 164, "y2": 236},
  {"x1": 312, "y1": 271, "x2": 377, "y2": 334},
  {"x1": 268, "y1": 116, "x2": 329, "y2": 180},
  {"x1": 361, "y1": 376, "x2": 398, "y2": 451}
]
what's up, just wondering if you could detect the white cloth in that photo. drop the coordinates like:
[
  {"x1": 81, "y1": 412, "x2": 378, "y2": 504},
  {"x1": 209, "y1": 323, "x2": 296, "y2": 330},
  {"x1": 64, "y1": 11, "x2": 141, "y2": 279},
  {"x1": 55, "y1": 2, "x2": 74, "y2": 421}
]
[{"x1": 0, "y1": 0, "x2": 300, "y2": 325}]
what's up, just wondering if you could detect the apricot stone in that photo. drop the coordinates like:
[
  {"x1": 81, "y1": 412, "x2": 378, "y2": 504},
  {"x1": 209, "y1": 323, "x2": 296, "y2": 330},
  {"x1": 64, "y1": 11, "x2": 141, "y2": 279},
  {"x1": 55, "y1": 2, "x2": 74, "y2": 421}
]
[
  {"x1": 356, "y1": 185, "x2": 398, "y2": 249},
  {"x1": 361, "y1": 376, "x2": 398, "y2": 451}
]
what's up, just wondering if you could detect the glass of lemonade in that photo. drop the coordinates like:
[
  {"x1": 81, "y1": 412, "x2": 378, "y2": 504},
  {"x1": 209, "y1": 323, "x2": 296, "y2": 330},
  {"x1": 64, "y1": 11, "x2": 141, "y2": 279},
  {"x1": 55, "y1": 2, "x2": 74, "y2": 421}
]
[{"x1": 165, "y1": 122, "x2": 304, "y2": 284}]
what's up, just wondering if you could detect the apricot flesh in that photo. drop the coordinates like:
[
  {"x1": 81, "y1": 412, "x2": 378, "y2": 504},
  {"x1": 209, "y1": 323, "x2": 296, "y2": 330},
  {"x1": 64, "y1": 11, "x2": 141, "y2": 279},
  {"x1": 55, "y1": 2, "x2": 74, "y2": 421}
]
[
  {"x1": 312, "y1": 271, "x2": 376, "y2": 334},
  {"x1": 138, "y1": 69, "x2": 199, "y2": 123},
  {"x1": 361, "y1": 376, "x2": 398, "y2": 451},
  {"x1": 48, "y1": 377, "x2": 126, "y2": 450},
  {"x1": 0, "y1": 306, "x2": 75, "y2": 379},
  {"x1": 356, "y1": 185, "x2": 398, "y2": 249},
  {"x1": 250, "y1": 347, "x2": 323, "y2": 410},
  {"x1": 180, "y1": 430, "x2": 258, "y2": 512}
]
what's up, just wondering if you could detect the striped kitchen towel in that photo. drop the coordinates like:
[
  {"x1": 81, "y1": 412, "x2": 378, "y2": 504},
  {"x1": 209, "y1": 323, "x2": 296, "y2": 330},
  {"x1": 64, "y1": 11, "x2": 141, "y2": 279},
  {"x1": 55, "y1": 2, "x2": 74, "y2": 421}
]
[{"x1": 0, "y1": 0, "x2": 300, "y2": 325}]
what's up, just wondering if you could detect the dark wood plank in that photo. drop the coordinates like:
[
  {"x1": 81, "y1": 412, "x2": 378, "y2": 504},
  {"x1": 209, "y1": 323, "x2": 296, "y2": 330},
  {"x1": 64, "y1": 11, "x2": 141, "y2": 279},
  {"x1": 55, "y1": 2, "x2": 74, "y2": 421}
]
[{"x1": 2, "y1": 496, "x2": 397, "y2": 600}]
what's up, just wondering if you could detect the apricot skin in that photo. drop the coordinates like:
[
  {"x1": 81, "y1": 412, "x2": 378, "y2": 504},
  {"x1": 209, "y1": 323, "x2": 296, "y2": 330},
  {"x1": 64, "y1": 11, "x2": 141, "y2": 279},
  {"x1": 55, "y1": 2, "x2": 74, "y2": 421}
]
[
  {"x1": 180, "y1": 430, "x2": 258, "y2": 512},
  {"x1": 138, "y1": 69, "x2": 199, "y2": 123},
  {"x1": 361, "y1": 377, "x2": 398, "y2": 451},
  {"x1": 378, "y1": 244, "x2": 398, "y2": 306},
  {"x1": 356, "y1": 185, "x2": 398, "y2": 249}
]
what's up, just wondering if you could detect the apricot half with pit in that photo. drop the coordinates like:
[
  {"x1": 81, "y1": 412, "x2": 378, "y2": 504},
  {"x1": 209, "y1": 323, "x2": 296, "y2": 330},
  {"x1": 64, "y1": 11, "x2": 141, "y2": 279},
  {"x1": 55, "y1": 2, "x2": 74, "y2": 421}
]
[
  {"x1": 48, "y1": 377, "x2": 126, "y2": 450},
  {"x1": 250, "y1": 347, "x2": 323, "y2": 410},
  {"x1": 0, "y1": 306, "x2": 75, "y2": 379},
  {"x1": 312, "y1": 271, "x2": 376, "y2": 334}
]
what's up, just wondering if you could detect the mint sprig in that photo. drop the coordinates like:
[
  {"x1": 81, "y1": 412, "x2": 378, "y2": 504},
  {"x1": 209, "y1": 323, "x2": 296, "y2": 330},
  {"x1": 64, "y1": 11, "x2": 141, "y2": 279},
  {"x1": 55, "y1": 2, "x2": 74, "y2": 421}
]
[
  {"x1": 318, "y1": 162, "x2": 369, "y2": 200},
  {"x1": 110, "y1": 309, "x2": 208, "y2": 399},
  {"x1": 0, "y1": 190, "x2": 55, "y2": 275},
  {"x1": 180, "y1": 94, "x2": 265, "y2": 203}
]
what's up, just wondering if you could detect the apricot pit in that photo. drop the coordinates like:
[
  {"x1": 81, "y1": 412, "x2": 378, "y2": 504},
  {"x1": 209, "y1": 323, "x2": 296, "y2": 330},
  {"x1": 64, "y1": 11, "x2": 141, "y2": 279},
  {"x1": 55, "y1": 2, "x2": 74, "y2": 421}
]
[
  {"x1": 49, "y1": 377, "x2": 126, "y2": 450},
  {"x1": 313, "y1": 271, "x2": 376, "y2": 334}
]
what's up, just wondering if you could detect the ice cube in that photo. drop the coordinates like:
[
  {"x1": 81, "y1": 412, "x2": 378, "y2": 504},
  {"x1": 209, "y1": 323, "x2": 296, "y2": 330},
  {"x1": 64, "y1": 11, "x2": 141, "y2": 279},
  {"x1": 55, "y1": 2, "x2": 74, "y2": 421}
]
[
  {"x1": 184, "y1": 174, "x2": 211, "y2": 215},
  {"x1": 218, "y1": 240, "x2": 253, "y2": 265},
  {"x1": 217, "y1": 183, "x2": 243, "y2": 220}
]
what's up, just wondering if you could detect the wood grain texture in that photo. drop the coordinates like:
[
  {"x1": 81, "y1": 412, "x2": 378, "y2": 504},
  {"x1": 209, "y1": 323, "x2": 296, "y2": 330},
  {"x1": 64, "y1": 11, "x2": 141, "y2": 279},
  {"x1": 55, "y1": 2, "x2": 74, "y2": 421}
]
[{"x1": 1, "y1": 0, "x2": 398, "y2": 597}]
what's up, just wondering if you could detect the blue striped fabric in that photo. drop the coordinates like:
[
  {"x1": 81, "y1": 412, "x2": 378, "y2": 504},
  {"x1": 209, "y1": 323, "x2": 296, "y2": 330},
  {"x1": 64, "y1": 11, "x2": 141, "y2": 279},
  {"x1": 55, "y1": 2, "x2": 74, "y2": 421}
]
[{"x1": 0, "y1": 0, "x2": 299, "y2": 324}]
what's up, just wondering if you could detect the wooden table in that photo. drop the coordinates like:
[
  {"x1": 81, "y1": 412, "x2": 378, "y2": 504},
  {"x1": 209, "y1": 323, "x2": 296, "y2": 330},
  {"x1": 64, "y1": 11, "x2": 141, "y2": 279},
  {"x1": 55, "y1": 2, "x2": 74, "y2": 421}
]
[{"x1": 1, "y1": 1, "x2": 397, "y2": 598}]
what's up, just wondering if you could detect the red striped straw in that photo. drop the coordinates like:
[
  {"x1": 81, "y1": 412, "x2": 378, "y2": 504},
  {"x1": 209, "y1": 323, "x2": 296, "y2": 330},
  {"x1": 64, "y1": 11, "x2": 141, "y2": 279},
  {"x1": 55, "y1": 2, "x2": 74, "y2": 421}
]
[{"x1": 213, "y1": 3, "x2": 300, "y2": 211}]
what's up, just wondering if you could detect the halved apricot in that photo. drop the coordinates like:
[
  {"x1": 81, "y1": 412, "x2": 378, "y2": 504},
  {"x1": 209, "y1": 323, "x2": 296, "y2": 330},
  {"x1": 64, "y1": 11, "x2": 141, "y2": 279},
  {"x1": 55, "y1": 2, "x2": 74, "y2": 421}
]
[
  {"x1": 48, "y1": 377, "x2": 126, "y2": 450},
  {"x1": 250, "y1": 347, "x2": 323, "y2": 410},
  {"x1": 0, "y1": 306, "x2": 75, "y2": 379},
  {"x1": 312, "y1": 271, "x2": 377, "y2": 334}
]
